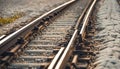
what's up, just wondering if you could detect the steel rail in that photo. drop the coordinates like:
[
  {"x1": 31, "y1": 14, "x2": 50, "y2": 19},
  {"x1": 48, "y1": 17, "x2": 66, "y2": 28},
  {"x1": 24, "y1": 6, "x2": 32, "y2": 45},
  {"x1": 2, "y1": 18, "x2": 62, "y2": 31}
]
[
  {"x1": 55, "y1": 30, "x2": 78, "y2": 69},
  {"x1": 48, "y1": 1, "x2": 93, "y2": 68},
  {"x1": 54, "y1": 0, "x2": 97, "y2": 69},
  {"x1": 48, "y1": 47, "x2": 64, "y2": 69},
  {"x1": 80, "y1": 0, "x2": 97, "y2": 40},
  {"x1": 0, "y1": 0, "x2": 76, "y2": 55},
  {"x1": 74, "y1": 0, "x2": 92, "y2": 29},
  {"x1": 0, "y1": 35, "x2": 6, "y2": 40}
]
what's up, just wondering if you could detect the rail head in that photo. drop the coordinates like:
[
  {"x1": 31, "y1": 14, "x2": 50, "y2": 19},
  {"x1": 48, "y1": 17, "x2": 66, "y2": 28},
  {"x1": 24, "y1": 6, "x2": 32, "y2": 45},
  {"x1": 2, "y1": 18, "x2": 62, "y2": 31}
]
[
  {"x1": 80, "y1": 0, "x2": 97, "y2": 39},
  {"x1": 55, "y1": 30, "x2": 78, "y2": 69},
  {"x1": 54, "y1": 0, "x2": 97, "y2": 69},
  {"x1": 48, "y1": 47, "x2": 64, "y2": 69},
  {"x1": 0, "y1": 0, "x2": 76, "y2": 55},
  {"x1": 74, "y1": 0, "x2": 92, "y2": 30}
]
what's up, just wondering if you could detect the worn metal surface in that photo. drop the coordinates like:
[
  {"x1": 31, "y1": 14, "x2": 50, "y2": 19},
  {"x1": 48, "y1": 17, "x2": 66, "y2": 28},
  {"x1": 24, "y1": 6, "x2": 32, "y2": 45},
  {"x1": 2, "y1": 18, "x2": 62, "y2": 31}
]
[
  {"x1": 0, "y1": 0, "x2": 96, "y2": 69},
  {"x1": 0, "y1": 0, "x2": 75, "y2": 56},
  {"x1": 5, "y1": 0, "x2": 87, "y2": 68},
  {"x1": 55, "y1": 0, "x2": 97, "y2": 69}
]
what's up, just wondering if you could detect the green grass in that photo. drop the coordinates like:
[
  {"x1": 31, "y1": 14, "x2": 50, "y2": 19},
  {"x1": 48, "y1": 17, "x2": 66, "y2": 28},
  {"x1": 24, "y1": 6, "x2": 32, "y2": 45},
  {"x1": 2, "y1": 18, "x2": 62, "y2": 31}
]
[{"x1": 0, "y1": 12, "x2": 24, "y2": 25}]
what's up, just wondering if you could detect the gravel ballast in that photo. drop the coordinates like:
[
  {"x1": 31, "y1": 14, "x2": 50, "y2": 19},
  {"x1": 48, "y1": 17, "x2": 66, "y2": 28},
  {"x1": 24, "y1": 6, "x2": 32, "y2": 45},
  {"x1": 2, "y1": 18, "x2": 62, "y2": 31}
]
[
  {"x1": 94, "y1": 0, "x2": 120, "y2": 69},
  {"x1": 0, "y1": 0, "x2": 69, "y2": 36}
]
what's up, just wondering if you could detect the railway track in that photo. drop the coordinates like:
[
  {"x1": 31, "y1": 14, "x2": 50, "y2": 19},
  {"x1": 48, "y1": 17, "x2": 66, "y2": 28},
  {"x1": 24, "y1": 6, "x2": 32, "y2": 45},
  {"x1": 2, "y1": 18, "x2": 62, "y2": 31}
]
[{"x1": 0, "y1": 0, "x2": 97, "y2": 69}]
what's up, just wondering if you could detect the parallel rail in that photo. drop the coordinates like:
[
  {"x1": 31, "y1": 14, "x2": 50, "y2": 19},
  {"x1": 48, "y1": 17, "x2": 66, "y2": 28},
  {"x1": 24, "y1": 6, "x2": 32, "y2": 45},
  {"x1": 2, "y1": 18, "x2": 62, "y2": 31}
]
[
  {"x1": 0, "y1": 0, "x2": 97, "y2": 69},
  {"x1": 54, "y1": 0, "x2": 97, "y2": 69},
  {"x1": 0, "y1": 0, "x2": 77, "y2": 68},
  {"x1": 0, "y1": 0, "x2": 76, "y2": 56}
]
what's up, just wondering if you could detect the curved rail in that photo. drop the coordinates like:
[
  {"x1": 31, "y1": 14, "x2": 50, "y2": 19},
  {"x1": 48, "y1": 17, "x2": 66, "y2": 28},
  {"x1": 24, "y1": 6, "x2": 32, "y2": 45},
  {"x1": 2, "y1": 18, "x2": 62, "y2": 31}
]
[
  {"x1": 80, "y1": 0, "x2": 97, "y2": 40},
  {"x1": 54, "y1": 0, "x2": 97, "y2": 69},
  {"x1": 0, "y1": 0, "x2": 76, "y2": 55}
]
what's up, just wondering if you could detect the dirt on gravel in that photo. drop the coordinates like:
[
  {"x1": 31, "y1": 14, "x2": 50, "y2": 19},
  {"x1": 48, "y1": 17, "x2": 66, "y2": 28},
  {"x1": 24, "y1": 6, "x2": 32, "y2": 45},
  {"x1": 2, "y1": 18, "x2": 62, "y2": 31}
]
[{"x1": 94, "y1": 0, "x2": 120, "y2": 69}]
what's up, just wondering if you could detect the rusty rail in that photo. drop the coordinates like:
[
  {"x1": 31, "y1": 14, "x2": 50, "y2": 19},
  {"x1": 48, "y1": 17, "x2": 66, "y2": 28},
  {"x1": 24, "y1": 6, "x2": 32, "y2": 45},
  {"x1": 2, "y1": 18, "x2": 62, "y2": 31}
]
[
  {"x1": 54, "y1": 0, "x2": 97, "y2": 69},
  {"x1": 0, "y1": 0, "x2": 76, "y2": 56},
  {"x1": 80, "y1": 0, "x2": 97, "y2": 40}
]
